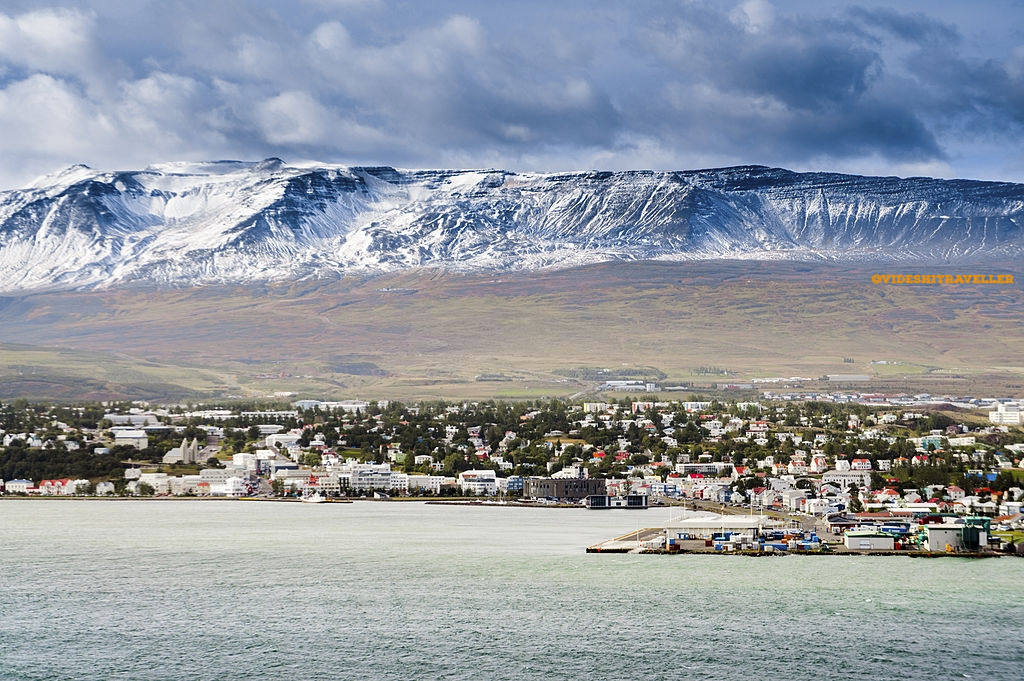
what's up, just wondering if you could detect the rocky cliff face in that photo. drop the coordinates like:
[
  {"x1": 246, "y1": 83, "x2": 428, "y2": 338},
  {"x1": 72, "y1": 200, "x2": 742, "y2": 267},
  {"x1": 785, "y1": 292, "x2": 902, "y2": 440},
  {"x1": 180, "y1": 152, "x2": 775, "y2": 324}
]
[{"x1": 1, "y1": 160, "x2": 1021, "y2": 291}]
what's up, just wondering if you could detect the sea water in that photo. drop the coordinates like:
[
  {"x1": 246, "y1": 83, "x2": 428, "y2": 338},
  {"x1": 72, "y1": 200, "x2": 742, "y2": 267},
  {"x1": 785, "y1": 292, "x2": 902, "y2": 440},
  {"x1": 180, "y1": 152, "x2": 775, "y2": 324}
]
[{"x1": 1, "y1": 500, "x2": 1022, "y2": 680}]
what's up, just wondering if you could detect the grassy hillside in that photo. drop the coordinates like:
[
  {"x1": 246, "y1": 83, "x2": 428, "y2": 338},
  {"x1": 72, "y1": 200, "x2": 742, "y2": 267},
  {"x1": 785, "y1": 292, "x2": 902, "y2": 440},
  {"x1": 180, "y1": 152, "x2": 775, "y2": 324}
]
[{"x1": 0, "y1": 260, "x2": 1021, "y2": 401}]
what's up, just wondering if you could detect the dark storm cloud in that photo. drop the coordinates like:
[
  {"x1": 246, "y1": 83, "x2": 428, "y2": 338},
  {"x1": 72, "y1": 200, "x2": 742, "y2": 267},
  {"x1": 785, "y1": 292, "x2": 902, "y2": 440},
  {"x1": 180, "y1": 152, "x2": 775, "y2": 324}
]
[
  {"x1": 636, "y1": 2, "x2": 950, "y2": 168},
  {"x1": 0, "y1": 0, "x2": 1022, "y2": 188}
]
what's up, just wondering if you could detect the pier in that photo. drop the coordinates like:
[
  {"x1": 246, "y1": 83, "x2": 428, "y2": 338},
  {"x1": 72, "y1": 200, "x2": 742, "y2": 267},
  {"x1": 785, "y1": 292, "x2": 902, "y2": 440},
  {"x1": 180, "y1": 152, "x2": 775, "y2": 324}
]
[
  {"x1": 587, "y1": 528, "x2": 665, "y2": 553},
  {"x1": 586, "y1": 510, "x2": 1022, "y2": 556}
]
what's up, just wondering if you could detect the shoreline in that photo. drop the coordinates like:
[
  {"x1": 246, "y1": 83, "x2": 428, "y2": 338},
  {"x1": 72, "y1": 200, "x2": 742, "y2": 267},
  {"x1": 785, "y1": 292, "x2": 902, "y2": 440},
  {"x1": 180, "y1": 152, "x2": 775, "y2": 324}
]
[{"x1": 587, "y1": 545, "x2": 1018, "y2": 558}]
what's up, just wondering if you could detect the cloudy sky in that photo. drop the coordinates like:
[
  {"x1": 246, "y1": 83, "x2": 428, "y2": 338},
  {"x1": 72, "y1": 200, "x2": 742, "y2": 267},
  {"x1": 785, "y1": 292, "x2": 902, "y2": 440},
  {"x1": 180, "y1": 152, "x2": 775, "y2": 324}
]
[{"x1": 1, "y1": 0, "x2": 1023, "y2": 189}]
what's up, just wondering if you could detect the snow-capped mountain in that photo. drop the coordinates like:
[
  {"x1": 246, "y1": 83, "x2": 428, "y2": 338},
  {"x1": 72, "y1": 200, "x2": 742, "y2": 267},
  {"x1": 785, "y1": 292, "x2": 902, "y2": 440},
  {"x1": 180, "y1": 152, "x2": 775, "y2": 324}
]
[{"x1": 1, "y1": 159, "x2": 1022, "y2": 292}]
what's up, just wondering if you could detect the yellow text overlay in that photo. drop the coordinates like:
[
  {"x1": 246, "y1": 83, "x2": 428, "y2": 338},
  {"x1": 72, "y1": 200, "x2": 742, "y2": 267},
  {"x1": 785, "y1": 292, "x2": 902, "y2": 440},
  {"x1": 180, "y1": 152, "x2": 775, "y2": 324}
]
[{"x1": 871, "y1": 273, "x2": 1014, "y2": 285}]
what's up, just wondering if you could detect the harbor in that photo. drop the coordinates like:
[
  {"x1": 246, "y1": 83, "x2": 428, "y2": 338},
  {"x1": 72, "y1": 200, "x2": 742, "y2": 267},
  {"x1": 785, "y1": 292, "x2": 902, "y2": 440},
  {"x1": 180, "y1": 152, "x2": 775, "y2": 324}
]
[{"x1": 587, "y1": 511, "x2": 1021, "y2": 556}]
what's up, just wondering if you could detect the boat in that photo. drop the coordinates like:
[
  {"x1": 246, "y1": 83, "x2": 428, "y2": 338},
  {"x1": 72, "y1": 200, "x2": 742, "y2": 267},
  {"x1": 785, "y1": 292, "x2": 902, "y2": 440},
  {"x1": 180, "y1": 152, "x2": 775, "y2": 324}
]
[{"x1": 302, "y1": 491, "x2": 325, "y2": 503}]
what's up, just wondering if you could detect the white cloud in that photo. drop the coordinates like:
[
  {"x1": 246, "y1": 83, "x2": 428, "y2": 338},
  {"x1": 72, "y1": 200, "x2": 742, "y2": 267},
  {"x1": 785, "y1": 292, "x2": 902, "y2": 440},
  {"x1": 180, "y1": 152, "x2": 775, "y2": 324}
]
[
  {"x1": 257, "y1": 91, "x2": 332, "y2": 145},
  {"x1": 0, "y1": 8, "x2": 98, "y2": 76},
  {"x1": 255, "y1": 89, "x2": 388, "y2": 151},
  {"x1": 0, "y1": 75, "x2": 112, "y2": 156}
]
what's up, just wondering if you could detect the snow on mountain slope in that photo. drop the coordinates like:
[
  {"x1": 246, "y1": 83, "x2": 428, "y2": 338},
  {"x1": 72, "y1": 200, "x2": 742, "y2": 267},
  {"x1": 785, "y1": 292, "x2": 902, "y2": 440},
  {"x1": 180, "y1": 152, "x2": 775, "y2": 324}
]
[{"x1": 1, "y1": 160, "x2": 1022, "y2": 292}]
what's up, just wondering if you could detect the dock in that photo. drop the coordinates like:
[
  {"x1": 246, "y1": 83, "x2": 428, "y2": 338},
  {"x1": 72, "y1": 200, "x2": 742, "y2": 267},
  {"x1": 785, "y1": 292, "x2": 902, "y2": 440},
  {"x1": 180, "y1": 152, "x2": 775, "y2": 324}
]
[
  {"x1": 585, "y1": 511, "x2": 1022, "y2": 556},
  {"x1": 587, "y1": 528, "x2": 665, "y2": 553}
]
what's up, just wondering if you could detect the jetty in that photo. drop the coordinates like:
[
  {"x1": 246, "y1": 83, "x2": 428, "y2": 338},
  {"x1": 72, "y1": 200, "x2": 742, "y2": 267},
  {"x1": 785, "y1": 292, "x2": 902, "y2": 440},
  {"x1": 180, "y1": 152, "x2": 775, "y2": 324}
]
[{"x1": 587, "y1": 511, "x2": 1020, "y2": 556}]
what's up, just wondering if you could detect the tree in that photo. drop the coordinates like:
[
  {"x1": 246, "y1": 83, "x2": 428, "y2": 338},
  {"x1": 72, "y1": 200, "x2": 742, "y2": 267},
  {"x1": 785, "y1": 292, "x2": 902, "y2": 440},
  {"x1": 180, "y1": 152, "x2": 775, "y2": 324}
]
[
  {"x1": 847, "y1": 484, "x2": 863, "y2": 513},
  {"x1": 136, "y1": 482, "x2": 155, "y2": 496}
]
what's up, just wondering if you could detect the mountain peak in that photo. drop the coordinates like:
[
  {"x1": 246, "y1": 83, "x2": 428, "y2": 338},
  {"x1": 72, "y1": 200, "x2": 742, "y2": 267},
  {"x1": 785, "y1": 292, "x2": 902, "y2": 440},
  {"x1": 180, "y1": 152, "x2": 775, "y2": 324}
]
[
  {"x1": 1, "y1": 163, "x2": 1022, "y2": 293},
  {"x1": 27, "y1": 163, "x2": 98, "y2": 189}
]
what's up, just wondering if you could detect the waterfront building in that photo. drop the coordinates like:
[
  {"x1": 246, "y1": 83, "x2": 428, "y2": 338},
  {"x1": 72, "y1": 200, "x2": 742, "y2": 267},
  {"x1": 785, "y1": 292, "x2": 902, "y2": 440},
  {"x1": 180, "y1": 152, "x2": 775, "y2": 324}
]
[
  {"x1": 524, "y1": 477, "x2": 606, "y2": 502},
  {"x1": 585, "y1": 494, "x2": 648, "y2": 509},
  {"x1": 458, "y1": 469, "x2": 497, "y2": 495},
  {"x1": 922, "y1": 525, "x2": 966, "y2": 552},
  {"x1": 843, "y1": 530, "x2": 895, "y2": 550},
  {"x1": 407, "y1": 475, "x2": 449, "y2": 494}
]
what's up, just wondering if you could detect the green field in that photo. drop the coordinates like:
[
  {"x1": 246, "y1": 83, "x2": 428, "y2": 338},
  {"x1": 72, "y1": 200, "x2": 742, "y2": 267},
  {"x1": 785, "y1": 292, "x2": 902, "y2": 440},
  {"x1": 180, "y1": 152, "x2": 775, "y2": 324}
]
[{"x1": 1, "y1": 260, "x2": 1021, "y2": 401}]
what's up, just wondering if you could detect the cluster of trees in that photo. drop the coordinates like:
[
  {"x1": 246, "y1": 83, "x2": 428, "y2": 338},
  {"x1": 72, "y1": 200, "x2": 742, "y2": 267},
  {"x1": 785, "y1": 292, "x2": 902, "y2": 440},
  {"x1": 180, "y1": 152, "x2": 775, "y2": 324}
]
[{"x1": 0, "y1": 440, "x2": 128, "y2": 481}]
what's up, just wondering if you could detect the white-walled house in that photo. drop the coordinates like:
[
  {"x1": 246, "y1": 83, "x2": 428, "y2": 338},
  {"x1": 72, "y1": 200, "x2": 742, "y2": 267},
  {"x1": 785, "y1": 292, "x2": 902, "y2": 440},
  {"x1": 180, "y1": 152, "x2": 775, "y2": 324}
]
[{"x1": 4, "y1": 478, "x2": 34, "y2": 494}]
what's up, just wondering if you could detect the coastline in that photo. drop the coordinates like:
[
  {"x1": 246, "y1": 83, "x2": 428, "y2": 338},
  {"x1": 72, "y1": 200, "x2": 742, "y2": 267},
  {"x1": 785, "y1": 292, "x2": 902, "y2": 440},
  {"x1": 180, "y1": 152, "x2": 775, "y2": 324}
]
[{"x1": 586, "y1": 527, "x2": 1023, "y2": 558}]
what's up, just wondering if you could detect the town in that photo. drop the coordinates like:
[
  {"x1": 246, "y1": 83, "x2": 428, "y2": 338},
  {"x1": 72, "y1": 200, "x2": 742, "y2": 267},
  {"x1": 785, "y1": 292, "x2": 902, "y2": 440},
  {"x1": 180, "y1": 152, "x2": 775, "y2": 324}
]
[{"x1": 2, "y1": 392, "x2": 1023, "y2": 554}]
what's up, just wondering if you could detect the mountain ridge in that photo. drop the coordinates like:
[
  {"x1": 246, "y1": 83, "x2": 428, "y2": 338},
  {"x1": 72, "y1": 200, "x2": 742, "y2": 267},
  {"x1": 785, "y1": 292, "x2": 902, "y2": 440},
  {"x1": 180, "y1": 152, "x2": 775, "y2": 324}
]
[{"x1": 1, "y1": 160, "x2": 1022, "y2": 292}]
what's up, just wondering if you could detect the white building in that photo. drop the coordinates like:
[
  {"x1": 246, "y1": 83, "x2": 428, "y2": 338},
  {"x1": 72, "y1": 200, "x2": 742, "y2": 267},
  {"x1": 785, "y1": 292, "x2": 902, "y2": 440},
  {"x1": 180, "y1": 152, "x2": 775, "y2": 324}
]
[
  {"x1": 389, "y1": 472, "x2": 409, "y2": 493},
  {"x1": 551, "y1": 463, "x2": 589, "y2": 479},
  {"x1": 407, "y1": 475, "x2": 449, "y2": 494},
  {"x1": 809, "y1": 455, "x2": 829, "y2": 474},
  {"x1": 458, "y1": 469, "x2": 497, "y2": 496},
  {"x1": 4, "y1": 479, "x2": 33, "y2": 494},
  {"x1": 781, "y1": 489, "x2": 808, "y2": 511},
  {"x1": 200, "y1": 467, "x2": 235, "y2": 484},
  {"x1": 163, "y1": 437, "x2": 203, "y2": 464},
  {"x1": 989, "y1": 402, "x2": 1023, "y2": 425},
  {"x1": 265, "y1": 433, "x2": 303, "y2": 450},
  {"x1": 922, "y1": 525, "x2": 967, "y2": 552},
  {"x1": 169, "y1": 475, "x2": 202, "y2": 496},
  {"x1": 220, "y1": 477, "x2": 248, "y2": 497},
  {"x1": 104, "y1": 412, "x2": 160, "y2": 426},
  {"x1": 137, "y1": 472, "x2": 170, "y2": 495},
  {"x1": 233, "y1": 452, "x2": 257, "y2": 471},
  {"x1": 803, "y1": 498, "x2": 833, "y2": 516},
  {"x1": 337, "y1": 462, "x2": 397, "y2": 492},
  {"x1": 112, "y1": 428, "x2": 148, "y2": 449},
  {"x1": 844, "y1": 530, "x2": 894, "y2": 551},
  {"x1": 38, "y1": 479, "x2": 84, "y2": 495},
  {"x1": 821, "y1": 470, "x2": 872, "y2": 489}
]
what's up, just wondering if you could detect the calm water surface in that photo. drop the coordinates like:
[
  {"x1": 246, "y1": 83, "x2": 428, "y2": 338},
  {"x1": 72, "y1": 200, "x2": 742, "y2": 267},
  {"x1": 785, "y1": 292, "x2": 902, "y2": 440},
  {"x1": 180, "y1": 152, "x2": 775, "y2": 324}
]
[{"x1": 2, "y1": 500, "x2": 1022, "y2": 680}]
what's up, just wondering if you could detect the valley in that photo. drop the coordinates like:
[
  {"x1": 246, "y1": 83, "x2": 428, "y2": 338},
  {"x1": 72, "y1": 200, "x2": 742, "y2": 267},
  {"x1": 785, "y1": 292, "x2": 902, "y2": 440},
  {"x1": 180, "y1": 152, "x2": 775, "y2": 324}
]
[{"x1": 1, "y1": 260, "x2": 1021, "y2": 401}]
